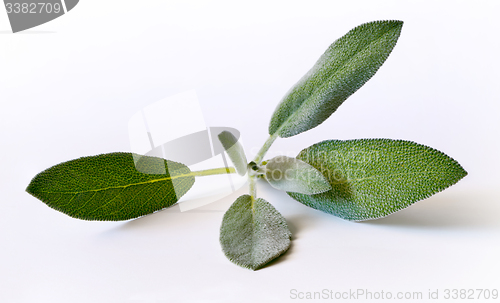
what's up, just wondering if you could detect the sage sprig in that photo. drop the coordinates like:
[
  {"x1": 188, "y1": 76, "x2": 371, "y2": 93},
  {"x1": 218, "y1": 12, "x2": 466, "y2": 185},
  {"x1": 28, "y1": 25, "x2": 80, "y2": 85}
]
[{"x1": 26, "y1": 20, "x2": 467, "y2": 270}]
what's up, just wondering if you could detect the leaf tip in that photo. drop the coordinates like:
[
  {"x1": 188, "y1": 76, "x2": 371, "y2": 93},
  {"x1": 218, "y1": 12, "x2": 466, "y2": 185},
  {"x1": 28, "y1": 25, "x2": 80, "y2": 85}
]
[{"x1": 25, "y1": 173, "x2": 42, "y2": 198}]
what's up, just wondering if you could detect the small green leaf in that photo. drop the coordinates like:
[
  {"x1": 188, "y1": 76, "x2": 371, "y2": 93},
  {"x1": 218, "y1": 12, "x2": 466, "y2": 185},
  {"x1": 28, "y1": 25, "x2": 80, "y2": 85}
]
[
  {"x1": 26, "y1": 152, "x2": 195, "y2": 221},
  {"x1": 218, "y1": 130, "x2": 248, "y2": 176},
  {"x1": 264, "y1": 155, "x2": 331, "y2": 194},
  {"x1": 220, "y1": 195, "x2": 291, "y2": 270},
  {"x1": 288, "y1": 139, "x2": 467, "y2": 221},
  {"x1": 269, "y1": 20, "x2": 403, "y2": 138}
]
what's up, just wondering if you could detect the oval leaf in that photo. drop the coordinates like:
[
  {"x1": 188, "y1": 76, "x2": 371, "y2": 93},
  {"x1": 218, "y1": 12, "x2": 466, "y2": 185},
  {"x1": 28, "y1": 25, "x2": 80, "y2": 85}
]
[
  {"x1": 288, "y1": 139, "x2": 467, "y2": 221},
  {"x1": 220, "y1": 195, "x2": 291, "y2": 270},
  {"x1": 26, "y1": 152, "x2": 195, "y2": 221},
  {"x1": 218, "y1": 130, "x2": 248, "y2": 176},
  {"x1": 269, "y1": 20, "x2": 403, "y2": 138},
  {"x1": 264, "y1": 155, "x2": 331, "y2": 194}
]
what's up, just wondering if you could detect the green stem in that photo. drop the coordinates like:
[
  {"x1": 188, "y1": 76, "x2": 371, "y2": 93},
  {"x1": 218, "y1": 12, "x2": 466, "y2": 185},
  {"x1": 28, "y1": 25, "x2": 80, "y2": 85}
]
[
  {"x1": 253, "y1": 133, "x2": 279, "y2": 163},
  {"x1": 249, "y1": 175, "x2": 257, "y2": 202},
  {"x1": 248, "y1": 132, "x2": 279, "y2": 203},
  {"x1": 191, "y1": 167, "x2": 236, "y2": 177}
]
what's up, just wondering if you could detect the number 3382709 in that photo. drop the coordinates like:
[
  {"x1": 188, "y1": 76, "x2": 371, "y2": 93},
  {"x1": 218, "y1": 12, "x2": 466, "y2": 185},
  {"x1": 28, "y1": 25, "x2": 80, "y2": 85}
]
[{"x1": 5, "y1": 3, "x2": 62, "y2": 14}]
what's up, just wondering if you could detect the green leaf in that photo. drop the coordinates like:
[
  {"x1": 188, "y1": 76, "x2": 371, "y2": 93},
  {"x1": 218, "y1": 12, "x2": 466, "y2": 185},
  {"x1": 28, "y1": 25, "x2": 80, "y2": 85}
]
[
  {"x1": 288, "y1": 139, "x2": 467, "y2": 221},
  {"x1": 264, "y1": 155, "x2": 331, "y2": 194},
  {"x1": 218, "y1": 130, "x2": 248, "y2": 176},
  {"x1": 26, "y1": 152, "x2": 195, "y2": 221},
  {"x1": 220, "y1": 195, "x2": 291, "y2": 270},
  {"x1": 269, "y1": 20, "x2": 403, "y2": 138}
]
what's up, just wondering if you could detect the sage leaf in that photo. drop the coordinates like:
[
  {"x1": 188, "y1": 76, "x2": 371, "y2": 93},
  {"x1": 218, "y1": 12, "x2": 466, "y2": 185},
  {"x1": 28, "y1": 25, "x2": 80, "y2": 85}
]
[
  {"x1": 220, "y1": 195, "x2": 291, "y2": 270},
  {"x1": 288, "y1": 139, "x2": 467, "y2": 221},
  {"x1": 269, "y1": 20, "x2": 403, "y2": 138},
  {"x1": 264, "y1": 155, "x2": 331, "y2": 194},
  {"x1": 218, "y1": 130, "x2": 248, "y2": 176},
  {"x1": 26, "y1": 152, "x2": 195, "y2": 221}
]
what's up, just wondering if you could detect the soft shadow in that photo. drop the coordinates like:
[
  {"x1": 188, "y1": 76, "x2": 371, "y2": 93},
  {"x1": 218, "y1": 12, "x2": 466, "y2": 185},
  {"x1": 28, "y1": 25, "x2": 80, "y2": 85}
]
[
  {"x1": 283, "y1": 212, "x2": 323, "y2": 238},
  {"x1": 0, "y1": 30, "x2": 57, "y2": 34},
  {"x1": 363, "y1": 190, "x2": 499, "y2": 229},
  {"x1": 96, "y1": 205, "x2": 185, "y2": 238},
  {"x1": 118, "y1": 204, "x2": 186, "y2": 230},
  {"x1": 259, "y1": 213, "x2": 320, "y2": 270},
  {"x1": 285, "y1": 216, "x2": 299, "y2": 236},
  {"x1": 111, "y1": 186, "x2": 247, "y2": 232}
]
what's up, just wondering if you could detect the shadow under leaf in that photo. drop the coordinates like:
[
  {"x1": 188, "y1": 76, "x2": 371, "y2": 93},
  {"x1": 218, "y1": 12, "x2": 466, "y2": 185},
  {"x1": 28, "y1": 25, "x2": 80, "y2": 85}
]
[{"x1": 363, "y1": 189, "x2": 499, "y2": 230}]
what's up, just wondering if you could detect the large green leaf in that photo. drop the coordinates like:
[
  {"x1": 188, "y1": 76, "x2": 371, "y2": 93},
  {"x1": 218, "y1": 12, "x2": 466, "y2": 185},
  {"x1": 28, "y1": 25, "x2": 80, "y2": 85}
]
[
  {"x1": 269, "y1": 20, "x2": 403, "y2": 138},
  {"x1": 26, "y1": 152, "x2": 195, "y2": 221},
  {"x1": 264, "y1": 155, "x2": 331, "y2": 194},
  {"x1": 220, "y1": 195, "x2": 291, "y2": 270},
  {"x1": 288, "y1": 139, "x2": 467, "y2": 221}
]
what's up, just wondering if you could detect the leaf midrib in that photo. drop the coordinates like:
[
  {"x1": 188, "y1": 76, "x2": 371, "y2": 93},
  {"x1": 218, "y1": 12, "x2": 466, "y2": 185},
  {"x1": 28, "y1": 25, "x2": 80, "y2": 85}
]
[{"x1": 36, "y1": 172, "x2": 193, "y2": 195}]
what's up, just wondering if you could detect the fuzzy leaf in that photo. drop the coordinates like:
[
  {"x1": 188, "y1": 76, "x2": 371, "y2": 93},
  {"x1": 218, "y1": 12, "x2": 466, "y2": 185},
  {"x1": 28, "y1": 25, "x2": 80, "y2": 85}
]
[
  {"x1": 26, "y1": 152, "x2": 195, "y2": 221},
  {"x1": 218, "y1": 130, "x2": 248, "y2": 176},
  {"x1": 269, "y1": 20, "x2": 403, "y2": 138},
  {"x1": 288, "y1": 139, "x2": 467, "y2": 221},
  {"x1": 264, "y1": 155, "x2": 331, "y2": 194},
  {"x1": 220, "y1": 195, "x2": 291, "y2": 270}
]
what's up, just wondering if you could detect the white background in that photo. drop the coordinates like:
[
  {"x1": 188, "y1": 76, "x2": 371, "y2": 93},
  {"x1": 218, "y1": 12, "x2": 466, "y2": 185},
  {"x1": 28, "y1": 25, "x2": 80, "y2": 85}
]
[{"x1": 1, "y1": 1, "x2": 499, "y2": 302}]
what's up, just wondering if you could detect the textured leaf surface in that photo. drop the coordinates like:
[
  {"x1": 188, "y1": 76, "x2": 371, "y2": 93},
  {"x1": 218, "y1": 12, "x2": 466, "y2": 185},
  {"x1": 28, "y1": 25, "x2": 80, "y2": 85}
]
[
  {"x1": 264, "y1": 155, "x2": 331, "y2": 194},
  {"x1": 288, "y1": 139, "x2": 467, "y2": 221},
  {"x1": 269, "y1": 20, "x2": 403, "y2": 138},
  {"x1": 26, "y1": 152, "x2": 195, "y2": 221},
  {"x1": 220, "y1": 195, "x2": 291, "y2": 270},
  {"x1": 218, "y1": 130, "x2": 248, "y2": 176}
]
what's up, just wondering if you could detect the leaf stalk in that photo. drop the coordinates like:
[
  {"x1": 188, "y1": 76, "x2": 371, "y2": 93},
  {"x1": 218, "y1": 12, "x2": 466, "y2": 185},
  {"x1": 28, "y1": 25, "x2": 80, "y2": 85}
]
[
  {"x1": 191, "y1": 167, "x2": 236, "y2": 177},
  {"x1": 253, "y1": 133, "x2": 279, "y2": 164}
]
